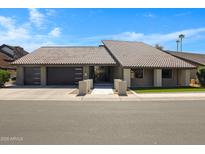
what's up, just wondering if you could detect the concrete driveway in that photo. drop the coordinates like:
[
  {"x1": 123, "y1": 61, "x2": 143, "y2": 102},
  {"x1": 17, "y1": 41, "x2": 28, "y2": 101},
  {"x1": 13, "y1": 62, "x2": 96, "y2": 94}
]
[
  {"x1": 1, "y1": 87, "x2": 205, "y2": 101},
  {"x1": 0, "y1": 87, "x2": 80, "y2": 101},
  {"x1": 0, "y1": 86, "x2": 138, "y2": 101}
]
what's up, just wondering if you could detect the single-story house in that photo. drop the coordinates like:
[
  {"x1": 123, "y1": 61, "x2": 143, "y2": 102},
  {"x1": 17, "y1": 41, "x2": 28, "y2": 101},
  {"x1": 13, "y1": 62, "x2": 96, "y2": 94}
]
[
  {"x1": 12, "y1": 40, "x2": 197, "y2": 87},
  {"x1": 166, "y1": 50, "x2": 205, "y2": 80}
]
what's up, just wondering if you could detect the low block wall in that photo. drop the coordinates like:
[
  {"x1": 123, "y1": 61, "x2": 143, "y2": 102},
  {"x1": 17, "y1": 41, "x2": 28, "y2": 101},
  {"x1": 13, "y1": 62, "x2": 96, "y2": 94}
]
[
  {"x1": 118, "y1": 81, "x2": 127, "y2": 96},
  {"x1": 78, "y1": 81, "x2": 88, "y2": 95}
]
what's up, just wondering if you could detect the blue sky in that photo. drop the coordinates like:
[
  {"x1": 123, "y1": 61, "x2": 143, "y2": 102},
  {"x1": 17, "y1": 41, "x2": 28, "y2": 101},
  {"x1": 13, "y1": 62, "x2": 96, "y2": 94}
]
[{"x1": 0, "y1": 8, "x2": 205, "y2": 53}]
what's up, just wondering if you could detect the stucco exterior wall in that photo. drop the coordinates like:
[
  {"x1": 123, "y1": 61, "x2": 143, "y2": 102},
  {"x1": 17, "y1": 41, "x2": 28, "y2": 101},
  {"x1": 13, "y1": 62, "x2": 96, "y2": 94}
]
[
  {"x1": 131, "y1": 69, "x2": 153, "y2": 87},
  {"x1": 131, "y1": 68, "x2": 190, "y2": 87},
  {"x1": 123, "y1": 68, "x2": 131, "y2": 87},
  {"x1": 154, "y1": 69, "x2": 162, "y2": 87},
  {"x1": 178, "y1": 69, "x2": 191, "y2": 86},
  {"x1": 113, "y1": 66, "x2": 123, "y2": 79},
  {"x1": 190, "y1": 69, "x2": 197, "y2": 79},
  {"x1": 16, "y1": 66, "x2": 24, "y2": 85}
]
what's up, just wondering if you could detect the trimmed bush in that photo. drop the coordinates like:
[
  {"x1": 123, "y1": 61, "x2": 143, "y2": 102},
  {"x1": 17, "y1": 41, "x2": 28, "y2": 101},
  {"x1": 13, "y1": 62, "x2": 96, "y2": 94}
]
[
  {"x1": 196, "y1": 67, "x2": 205, "y2": 87},
  {"x1": 0, "y1": 70, "x2": 10, "y2": 87}
]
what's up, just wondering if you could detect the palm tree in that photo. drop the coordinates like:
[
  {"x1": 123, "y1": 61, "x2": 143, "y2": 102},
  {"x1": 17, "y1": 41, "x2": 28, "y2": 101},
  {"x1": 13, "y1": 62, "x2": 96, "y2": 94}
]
[
  {"x1": 179, "y1": 34, "x2": 185, "y2": 52},
  {"x1": 176, "y1": 39, "x2": 180, "y2": 52}
]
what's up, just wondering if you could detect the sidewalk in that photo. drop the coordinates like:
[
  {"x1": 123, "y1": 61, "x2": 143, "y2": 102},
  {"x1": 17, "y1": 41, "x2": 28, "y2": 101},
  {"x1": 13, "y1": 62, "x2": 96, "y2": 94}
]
[
  {"x1": 82, "y1": 93, "x2": 140, "y2": 101},
  {"x1": 82, "y1": 92, "x2": 205, "y2": 101},
  {"x1": 132, "y1": 91, "x2": 205, "y2": 101},
  {"x1": 0, "y1": 88, "x2": 205, "y2": 101}
]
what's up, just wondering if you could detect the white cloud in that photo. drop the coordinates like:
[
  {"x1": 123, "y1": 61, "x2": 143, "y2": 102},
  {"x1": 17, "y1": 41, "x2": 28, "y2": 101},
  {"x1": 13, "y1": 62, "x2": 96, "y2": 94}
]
[
  {"x1": 0, "y1": 16, "x2": 30, "y2": 41},
  {"x1": 0, "y1": 9, "x2": 63, "y2": 52},
  {"x1": 143, "y1": 28, "x2": 205, "y2": 44},
  {"x1": 0, "y1": 16, "x2": 15, "y2": 29},
  {"x1": 29, "y1": 8, "x2": 45, "y2": 27},
  {"x1": 84, "y1": 27, "x2": 205, "y2": 45},
  {"x1": 175, "y1": 12, "x2": 191, "y2": 17},
  {"x1": 1, "y1": 9, "x2": 204, "y2": 53},
  {"x1": 46, "y1": 9, "x2": 56, "y2": 16},
  {"x1": 49, "y1": 27, "x2": 61, "y2": 37},
  {"x1": 3, "y1": 27, "x2": 30, "y2": 41},
  {"x1": 0, "y1": 13, "x2": 62, "y2": 52},
  {"x1": 143, "y1": 13, "x2": 156, "y2": 18},
  {"x1": 19, "y1": 41, "x2": 55, "y2": 52}
]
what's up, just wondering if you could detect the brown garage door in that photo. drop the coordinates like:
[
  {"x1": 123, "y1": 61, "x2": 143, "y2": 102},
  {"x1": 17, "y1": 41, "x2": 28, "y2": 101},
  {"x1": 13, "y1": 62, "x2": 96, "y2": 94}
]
[
  {"x1": 24, "y1": 67, "x2": 41, "y2": 85},
  {"x1": 46, "y1": 67, "x2": 83, "y2": 85}
]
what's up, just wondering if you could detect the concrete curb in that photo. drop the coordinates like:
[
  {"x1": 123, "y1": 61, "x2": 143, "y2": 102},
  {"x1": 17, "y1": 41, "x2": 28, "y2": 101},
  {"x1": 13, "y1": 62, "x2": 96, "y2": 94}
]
[
  {"x1": 130, "y1": 89, "x2": 140, "y2": 96},
  {"x1": 1, "y1": 97, "x2": 205, "y2": 101}
]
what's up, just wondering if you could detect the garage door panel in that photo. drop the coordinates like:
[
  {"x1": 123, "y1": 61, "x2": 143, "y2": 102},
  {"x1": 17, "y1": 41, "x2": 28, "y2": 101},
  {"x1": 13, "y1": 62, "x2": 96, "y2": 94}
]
[
  {"x1": 24, "y1": 67, "x2": 41, "y2": 85},
  {"x1": 47, "y1": 67, "x2": 82, "y2": 85},
  {"x1": 74, "y1": 67, "x2": 83, "y2": 84}
]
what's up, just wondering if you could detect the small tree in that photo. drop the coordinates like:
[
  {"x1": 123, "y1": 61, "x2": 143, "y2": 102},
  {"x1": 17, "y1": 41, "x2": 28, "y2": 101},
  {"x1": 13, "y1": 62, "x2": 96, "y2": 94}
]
[
  {"x1": 0, "y1": 70, "x2": 10, "y2": 87},
  {"x1": 155, "y1": 44, "x2": 164, "y2": 50},
  {"x1": 196, "y1": 67, "x2": 205, "y2": 87}
]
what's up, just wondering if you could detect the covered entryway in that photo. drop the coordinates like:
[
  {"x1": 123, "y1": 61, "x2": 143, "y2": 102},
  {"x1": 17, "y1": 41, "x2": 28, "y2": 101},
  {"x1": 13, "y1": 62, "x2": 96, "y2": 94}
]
[
  {"x1": 89, "y1": 66, "x2": 113, "y2": 83},
  {"x1": 46, "y1": 67, "x2": 83, "y2": 85},
  {"x1": 24, "y1": 67, "x2": 41, "y2": 85}
]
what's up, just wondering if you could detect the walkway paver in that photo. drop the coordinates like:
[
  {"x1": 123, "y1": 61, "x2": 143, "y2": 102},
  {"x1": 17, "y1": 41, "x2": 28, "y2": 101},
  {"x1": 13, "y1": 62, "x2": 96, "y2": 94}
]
[{"x1": 91, "y1": 88, "x2": 114, "y2": 95}]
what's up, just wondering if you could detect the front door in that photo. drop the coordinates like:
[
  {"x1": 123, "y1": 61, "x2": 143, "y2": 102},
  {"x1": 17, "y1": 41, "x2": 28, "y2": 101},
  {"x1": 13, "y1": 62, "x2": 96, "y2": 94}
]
[{"x1": 94, "y1": 66, "x2": 111, "y2": 83}]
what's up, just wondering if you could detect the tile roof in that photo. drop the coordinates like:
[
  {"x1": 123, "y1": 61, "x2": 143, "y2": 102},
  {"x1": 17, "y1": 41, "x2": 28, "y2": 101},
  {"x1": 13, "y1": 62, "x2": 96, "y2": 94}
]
[
  {"x1": 12, "y1": 46, "x2": 116, "y2": 65},
  {"x1": 167, "y1": 51, "x2": 205, "y2": 66},
  {"x1": 103, "y1": 40, "x2": 196, "y2": 68}
]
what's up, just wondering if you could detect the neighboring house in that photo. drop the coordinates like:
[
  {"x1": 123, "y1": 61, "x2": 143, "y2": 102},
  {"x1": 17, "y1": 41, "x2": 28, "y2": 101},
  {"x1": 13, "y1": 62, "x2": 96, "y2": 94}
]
[
  {"x1": 12, "y1": 40, "x2": 196, "y2": 87},
  {"x1": 0, "y1": 44, "x2": 28, "y2": 70},
  {"x1": 166, "y1": 51, "x2": 205, "y2": 80},
  {"x1": 0, "y1": 51, "x2": 13, "y2": 70}
]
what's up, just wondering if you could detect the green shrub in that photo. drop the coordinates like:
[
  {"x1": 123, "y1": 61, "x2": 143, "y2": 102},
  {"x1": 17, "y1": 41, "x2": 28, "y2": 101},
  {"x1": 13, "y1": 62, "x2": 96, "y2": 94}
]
[
  {"x1": 0, "y1": 70, "x2": 10, "y2": 87},
  {"x1": 197, "y1": 67, "x2": 205, "y2": 87}
]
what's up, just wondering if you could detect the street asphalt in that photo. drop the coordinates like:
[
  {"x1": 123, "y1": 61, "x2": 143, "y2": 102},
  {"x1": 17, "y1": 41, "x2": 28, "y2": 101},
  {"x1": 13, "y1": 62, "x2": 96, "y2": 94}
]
[{"x1": 0, "y1": 100, "x2": 205, "y2": 145}]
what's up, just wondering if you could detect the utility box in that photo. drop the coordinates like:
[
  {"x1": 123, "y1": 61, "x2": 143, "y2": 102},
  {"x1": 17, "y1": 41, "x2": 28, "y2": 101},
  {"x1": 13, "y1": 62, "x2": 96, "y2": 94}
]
[{"x1": 118, "y1": 81, "x2": 127, "y2": 96}]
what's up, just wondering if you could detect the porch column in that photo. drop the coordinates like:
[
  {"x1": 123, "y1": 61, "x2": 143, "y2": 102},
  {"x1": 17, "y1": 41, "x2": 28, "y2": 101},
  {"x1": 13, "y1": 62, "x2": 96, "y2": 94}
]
[
  {"x1": 16, "y1": 66, "x2": 24, "y2": 85},
  {"x1": 154, "y1": 69, "x2": 162, "y2": 87},
  {"x1": 123, "y1": 68, "x2": 131, "y2": 87},
  {"x1": 180, "y1": 69, "x2": 190, "y2": 86},
  {"x1": 41, "y1": 66, "x2": 46, "y2": 86}
]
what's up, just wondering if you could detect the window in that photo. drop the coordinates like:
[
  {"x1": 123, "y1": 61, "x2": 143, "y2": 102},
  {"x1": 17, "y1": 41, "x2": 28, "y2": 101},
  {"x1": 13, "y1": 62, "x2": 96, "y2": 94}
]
[
  {"x1": 132, "y1": 69, "x2": 143, "y2": 78},
  {"x1": 162, "y1": 69, "x2": 172, "y2": 78}
]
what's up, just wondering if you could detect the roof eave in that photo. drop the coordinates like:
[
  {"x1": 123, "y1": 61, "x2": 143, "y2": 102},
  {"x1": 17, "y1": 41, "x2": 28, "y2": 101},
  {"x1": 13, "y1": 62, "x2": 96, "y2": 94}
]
[{"x1": 122, "y1": 66, "x2": 196, "y2": 69}]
